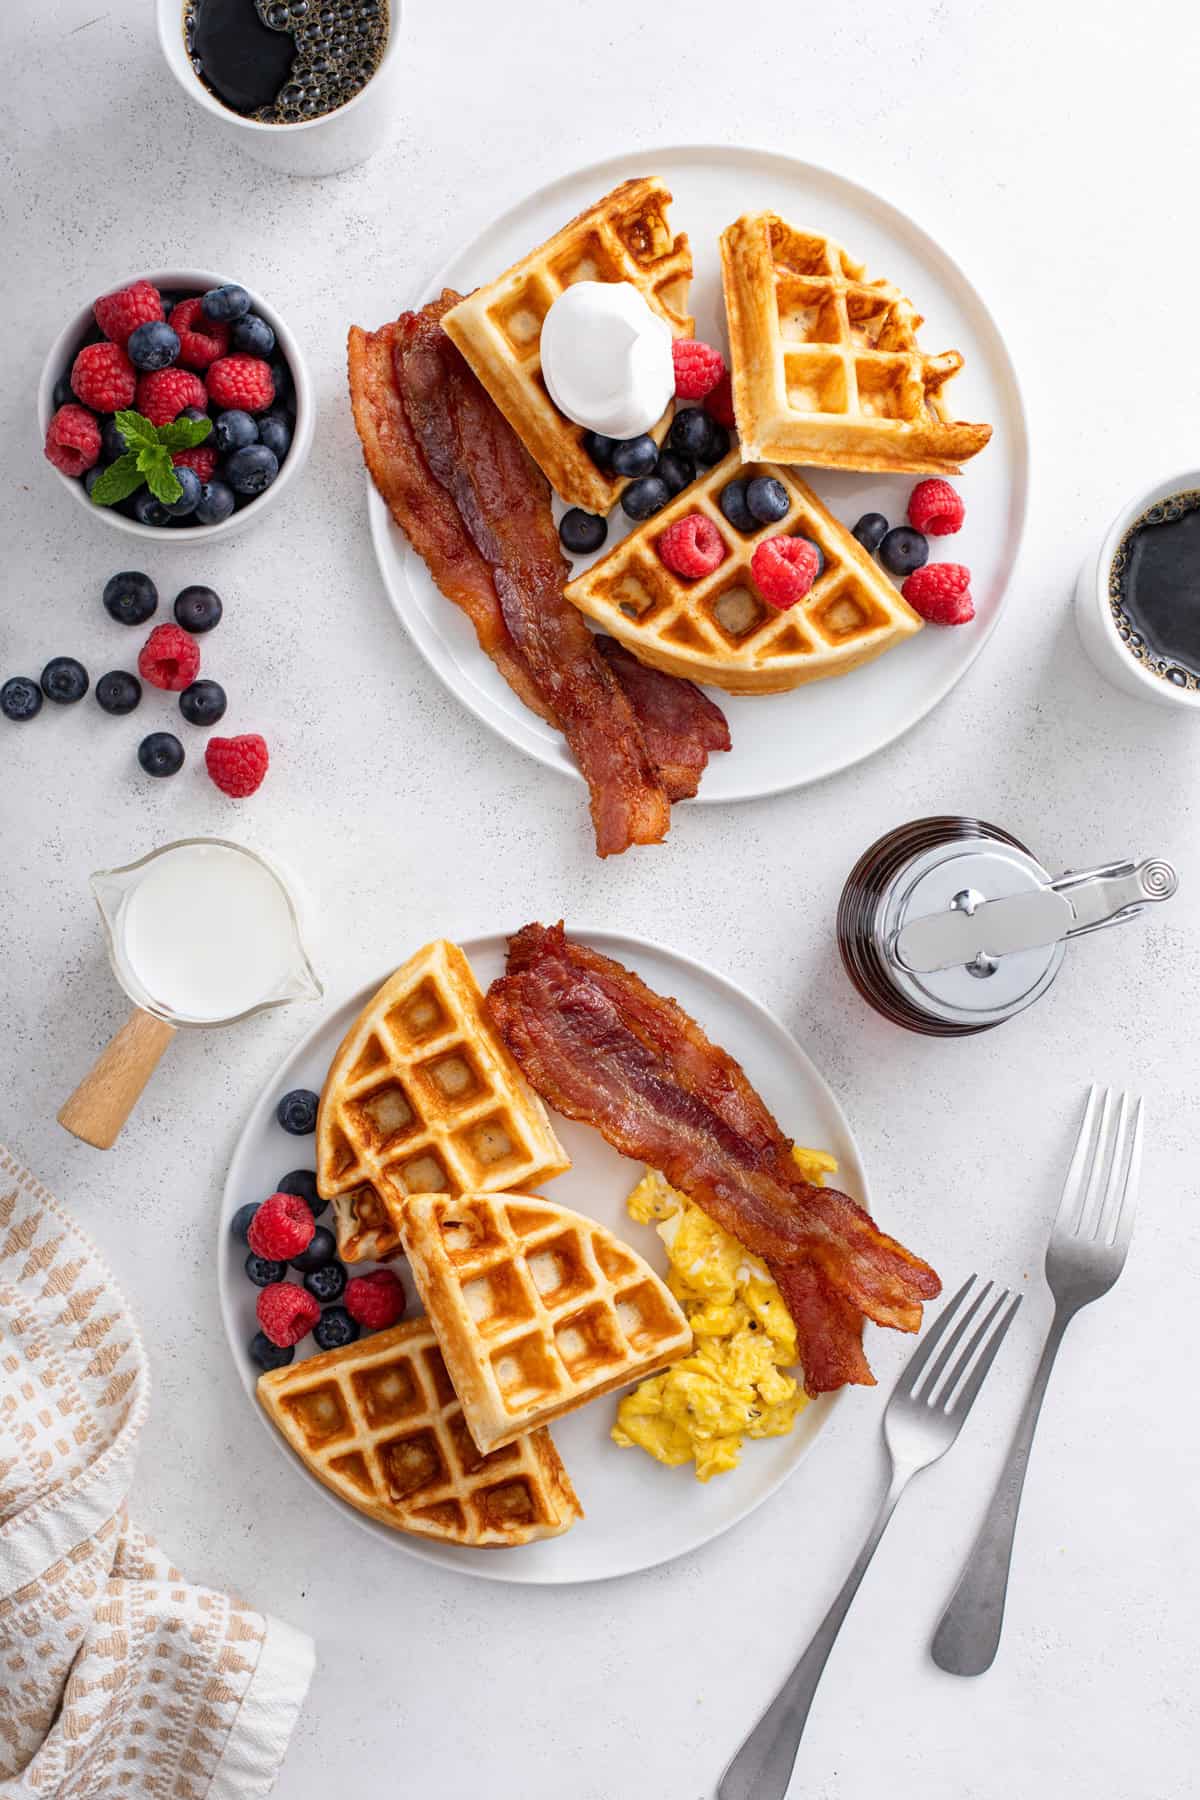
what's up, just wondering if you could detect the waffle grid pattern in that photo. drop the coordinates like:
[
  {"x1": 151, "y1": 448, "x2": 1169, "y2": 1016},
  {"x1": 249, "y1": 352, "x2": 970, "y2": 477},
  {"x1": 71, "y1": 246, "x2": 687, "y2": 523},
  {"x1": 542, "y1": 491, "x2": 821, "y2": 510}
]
[
  {"x1": 564, "y1": 448, "x2": 922, "y2": 694},
  {"x1": 721, "y1": 213, "x2": 991, "y2": 474},
  {"x1": 397, "y1": 1193, "x2": 693, "y2": 1453},
  {"x1": 317, "y1": 944, "x2": 569, "y2": 1265},
  {"x1": 442, "y1": 177, "x2": 694, "y2": 512},
  {"x1": 257, "y1": 1318, "x2": 582, "y2": 1546}
]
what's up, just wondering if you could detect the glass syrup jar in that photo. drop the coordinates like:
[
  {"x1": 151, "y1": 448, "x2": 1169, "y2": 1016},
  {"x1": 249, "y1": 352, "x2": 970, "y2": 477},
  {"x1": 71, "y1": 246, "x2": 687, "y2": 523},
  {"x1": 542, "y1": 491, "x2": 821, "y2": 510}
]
[{"x1": 837, "y1": 816, "x2": 1178, "y2": 1037}]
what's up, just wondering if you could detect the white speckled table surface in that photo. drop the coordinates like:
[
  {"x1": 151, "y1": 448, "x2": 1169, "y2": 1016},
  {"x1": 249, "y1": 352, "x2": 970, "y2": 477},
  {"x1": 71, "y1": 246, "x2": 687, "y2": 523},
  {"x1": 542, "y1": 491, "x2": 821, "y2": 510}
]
[{"x1": 3, "y1": 3, "x2": 1199, "y2": 1796}]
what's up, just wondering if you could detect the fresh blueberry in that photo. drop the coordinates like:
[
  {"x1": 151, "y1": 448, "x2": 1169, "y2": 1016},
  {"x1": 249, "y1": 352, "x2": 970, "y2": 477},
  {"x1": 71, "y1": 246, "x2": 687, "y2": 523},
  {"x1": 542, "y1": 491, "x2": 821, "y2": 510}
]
[
  {"x1": 103, "y1": 570, "x2": 158, "y2": 626},
  {"x1": 559, "y1": 508, "x2": 607, "y2": 555},
  {"x1": 231, "y1": 1201, "x2": 260, "y2": 1242},
  {"x1": 52, "y1": 374, "x2": 74, "y2": 410},
  {"x1": 718, "y1": 479, "x2": 757, "y2": 534},
  {"x1": 700, "y1": 419, "x2": 730, "y2": 464},
  {"x1": 852, "y1": 512, "x2": 889, "y2": 555},
  {"x1": 174, "y1": 584, "x2": 223, "y2": 633},
  {"x1": 132, "y1": 489, "x2": 172, "y2": 528},
  {"x1": 667, "y1": 407, "x2": 719, "y2": 463},
  {"x1": 278, "y1": 1169, "x2": 325, "y2": 1217},
  {"x1": 40, "y1": 656, "x2": 88, "y2": 704},
  {"x1": 1, "y1": 676, "x2": 43, "y2": 722},
  {"x1": 746, "y1": 477, "x2": 791, "y2": 526},
  {"x1": 277, "y1": 1088, "x2": 319, "y2": 1134},
  {"x1": 101, "y1": 417, "x2": 129, "y2": 463},
  {"x1": 313, "y1": 1306, "x2": 360, "y2": 1352},
  {"x1": 795, "y1": 535, "x2": 825, "y2": 579},
  {"x1": 267, "y1": 358, "x2": 292, "y2": 403},
  {"x1": 256, "y1": 412, "x2": 292, "y2": 459},
  {"x1": 137, "y1": 731, "x2": 184, "y2": 777},
  {"x1": 178, "y1": 404, "x2": 209, "y2": 425},
  {"x1": 214, "y1": 410, "x2": 258, "y2": 455},
  {"x1": 127, "y1": 320, "x2": 180, "y2": 372},
  {"x1": 620, "y1": 475, "x2": 671, "y2": 521},
  {"x1": 610, "y1": 435, "x2": 659, "y2": 479},
  {"x1": 95, "y1": 670, "x2": 142, "y2": 715},
  {"x1": 245, "y1": 1252, "x2": 287, "y2": 1287},
  {"x1": 84, "y1": 465, "x2": 105, "y2": 498},
  {"x1": 194, "y1": 480, "x2": 236, "y2": 526},
  {"x1": 231, "y1": 313, "x2": 276, "y2": 358},
  {"x1": 179, "y1": 679, "x2": 227, "y2": 727},
  {"x1": 202, "y1": 284, "x2": 252, "y2": 323},
  {"x1": 656, "y1": 450, "x2": 695, "y2": 497},
  {"x1": 163, "y1": 465, "x2": 201, "y2": 518},
  {"x1": 583, "y1": 431, "x2": 618, "y2": 471},
  {"x1": 290, "y1": 1225, "x2": 336, "y2": 1274},
  {"x1": 879, "y1": 526, "x2": 929, "y2": 576},
  {"x1": 224, "y1": 445, "x2": 279, "y2": 496},
  {"x1": 304, "y1": 1261, "x2": 347, "y2": 1304},
  {"x1": 249, "y1": 1331, "x2": 293, "y2": 1372}
]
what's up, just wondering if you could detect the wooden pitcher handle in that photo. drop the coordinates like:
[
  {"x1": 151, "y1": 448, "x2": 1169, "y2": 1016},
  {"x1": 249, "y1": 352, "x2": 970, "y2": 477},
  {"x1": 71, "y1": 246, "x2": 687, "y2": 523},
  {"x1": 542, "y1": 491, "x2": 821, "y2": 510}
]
[{"x1": 58, "y1": 1007, "x2": 177, "y2": 1150}]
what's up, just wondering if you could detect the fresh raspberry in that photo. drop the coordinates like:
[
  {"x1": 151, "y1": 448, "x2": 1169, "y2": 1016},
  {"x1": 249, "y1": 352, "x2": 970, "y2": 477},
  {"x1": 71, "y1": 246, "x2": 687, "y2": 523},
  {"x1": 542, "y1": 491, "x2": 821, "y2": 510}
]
[
  {"x1": 901, "y1": 563, "x2": 975, "y2": 625},
  {"x1": 172, "y1": 445, "x2": 217, "y2": 481},
  {"x1": 657, "y1": 512, "x2": 727, "y2": 579},
  {"x1": 256, "y1": 1282, "x2": 320, "y2": 1348},
  {"x1": 136, "y1": 367, "x2": 208, "y2": 427},
  {"x1": 44, "y1": 404, "x2": 101, "y2": 477},
  {"x1": 206, "y1": 355, "x2": 275, "y2": 414},
  {"x1": 907, "y1": 478, "x2": 965, "y2": 537},
  {"x1": 206, "y1": 733, "x2": 269, "y2": 798},
  {"x1": 672, "y1": 337, "x2": 726, "y2": 402},
  {"x1": 138, "y1": 623, "x2": 201, "y2": 692},
  {"x1": 704, "y1": 369, "x2": 736, "y2": 429},
  {"x1": 170, "y1": 296, "x2": 230, "y2": 369},
  {"x1": 71, "y1": 342, "x2": 136, "y2": 412},
  {"x1": 248, "y1": 1192, "x2": 316, "y2": 1261},
  {"x1": 93, "y1": 279, "x2": 164, "y2": 348},
  {"x1": 751, "y1": 535, "x2": 821, "y2": 610},
  {"x1": 345, "y1": 1269, "x2": 406, "y2": 1331}
]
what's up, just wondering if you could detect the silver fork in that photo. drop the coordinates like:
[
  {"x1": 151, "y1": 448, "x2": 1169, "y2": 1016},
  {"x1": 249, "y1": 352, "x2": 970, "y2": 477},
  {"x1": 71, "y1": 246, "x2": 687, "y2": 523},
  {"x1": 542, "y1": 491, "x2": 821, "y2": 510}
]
[
  {"x1": 931, "y1": 1085, "x2": 1142, "y2": 1677},
  {"x1": 719, "y1": 1274, "x2": 1021, "y2": 1800}
]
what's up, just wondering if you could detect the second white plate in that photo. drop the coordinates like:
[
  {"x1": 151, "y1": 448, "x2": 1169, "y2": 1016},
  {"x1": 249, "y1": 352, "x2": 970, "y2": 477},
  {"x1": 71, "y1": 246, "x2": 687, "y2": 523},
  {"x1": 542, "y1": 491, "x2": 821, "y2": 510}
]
[
  {"x1": 218, "y1": 929, "x2": 866, "y2": 1583},
  {"x1": 366, "y1": 143, "x2": 1028, "y2": 802}
]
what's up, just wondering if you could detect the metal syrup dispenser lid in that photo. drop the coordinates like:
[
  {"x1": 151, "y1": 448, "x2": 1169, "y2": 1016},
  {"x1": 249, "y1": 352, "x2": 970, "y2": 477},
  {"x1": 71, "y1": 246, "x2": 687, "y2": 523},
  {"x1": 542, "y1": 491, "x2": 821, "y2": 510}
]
[{"x1": 879, "y1": 836, "x2": 1178, "y2": 1030}]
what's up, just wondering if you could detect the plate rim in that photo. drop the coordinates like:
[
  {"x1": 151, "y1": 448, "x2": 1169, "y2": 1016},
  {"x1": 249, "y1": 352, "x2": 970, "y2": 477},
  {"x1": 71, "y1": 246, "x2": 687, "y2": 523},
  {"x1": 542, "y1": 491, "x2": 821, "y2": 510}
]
[
  {"x1": 363, "y1": 140, "x2": 1030, "y2": 803},
  {"x1": 217, "y1": 924, "x2": 864, "y2": 1585}
]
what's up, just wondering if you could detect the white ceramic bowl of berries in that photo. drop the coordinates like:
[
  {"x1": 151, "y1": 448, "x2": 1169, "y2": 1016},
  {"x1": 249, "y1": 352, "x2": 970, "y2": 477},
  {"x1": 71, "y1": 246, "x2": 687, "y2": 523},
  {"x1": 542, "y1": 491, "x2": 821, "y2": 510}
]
[{"x1": 38, "y1": 270, "x2": 314, "y2": 542}]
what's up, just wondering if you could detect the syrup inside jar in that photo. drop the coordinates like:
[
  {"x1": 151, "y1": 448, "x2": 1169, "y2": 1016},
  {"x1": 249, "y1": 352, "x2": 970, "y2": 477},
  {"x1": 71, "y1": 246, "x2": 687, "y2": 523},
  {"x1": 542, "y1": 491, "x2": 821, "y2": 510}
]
[{"x1": 183, "y1": 0, "x2": 389, "y2": 123}]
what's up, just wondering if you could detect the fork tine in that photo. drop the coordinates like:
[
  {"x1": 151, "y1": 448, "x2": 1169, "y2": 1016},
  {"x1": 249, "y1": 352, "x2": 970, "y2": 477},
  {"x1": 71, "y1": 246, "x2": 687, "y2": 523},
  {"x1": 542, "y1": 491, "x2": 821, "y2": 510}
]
[
  {"x1": 912, "y1": 1280, "x2": 992, "y2": 1405},
  {"x1": 1110, "y1": 1095, "x2": 1143, "y2": 1254},
  {"x1": 898, "y1": 1275, "x2": 979, "y2": 1397},
  {"x1": 928, "y1": 1285, "x2": 1012, "y2": 1407},
  {"x1": 1076, "y1": 1086, "x2": 1114, "y2": 1235},
  {"x1": 1055, "y1": 1084, "x2": 1101, "y2": 1232},
  {"x1": 1094, "y1": 1091, "x2": 1131, "y2": 1241},
  {"x1": 945, "y1": 1292, "x2": 1023, "y2": 1422}
]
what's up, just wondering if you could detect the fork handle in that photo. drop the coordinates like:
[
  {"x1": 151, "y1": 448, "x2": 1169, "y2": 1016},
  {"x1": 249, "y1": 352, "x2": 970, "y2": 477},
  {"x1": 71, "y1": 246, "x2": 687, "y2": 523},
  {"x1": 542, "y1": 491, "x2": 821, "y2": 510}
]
[
  {"x1": 719, "y1": 1472, "x2": 908, "y2": 1800},
  {"x1": 931, "y1": 1307, "x2": 1072, "y2": 1676}
]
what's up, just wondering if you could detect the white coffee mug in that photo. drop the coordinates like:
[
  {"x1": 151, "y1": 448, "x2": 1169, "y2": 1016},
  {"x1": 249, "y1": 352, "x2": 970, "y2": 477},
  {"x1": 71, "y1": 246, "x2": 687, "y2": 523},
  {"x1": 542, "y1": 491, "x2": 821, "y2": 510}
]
[
  {"x1": 156, "y1": 0, "x2": 403, "y2": 178},
  {"x1": 1074, "y1": 468, "x2": 1200, "y2": 711}
]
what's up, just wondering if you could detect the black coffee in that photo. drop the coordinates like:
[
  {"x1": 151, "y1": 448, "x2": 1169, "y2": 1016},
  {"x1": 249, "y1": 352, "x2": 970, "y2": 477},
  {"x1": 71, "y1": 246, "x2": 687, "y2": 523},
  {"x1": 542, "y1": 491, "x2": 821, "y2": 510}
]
[
  {"x1": 184, "y1": 0, "x2": 388, "y2": 124},
  {"x1": 1109, "y1": 490, "x2": 1200, "y2": 690}
]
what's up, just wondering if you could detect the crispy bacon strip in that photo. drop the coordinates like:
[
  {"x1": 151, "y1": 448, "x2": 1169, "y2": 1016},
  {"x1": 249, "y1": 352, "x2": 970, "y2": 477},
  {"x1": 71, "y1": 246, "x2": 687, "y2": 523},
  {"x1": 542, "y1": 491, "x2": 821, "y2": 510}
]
[
  {"x1": 347, "y1": 317, "x2": 554, "y2": 723},
  {"x1": 395, "y1": 297, "x2": 670, "y2": 858},
  {"x1": 595, "y1": 637, "x2": 730, "y2": 802},
  {"x1": 488, "y1": 925, "x2": 941, "y2": 1375}
]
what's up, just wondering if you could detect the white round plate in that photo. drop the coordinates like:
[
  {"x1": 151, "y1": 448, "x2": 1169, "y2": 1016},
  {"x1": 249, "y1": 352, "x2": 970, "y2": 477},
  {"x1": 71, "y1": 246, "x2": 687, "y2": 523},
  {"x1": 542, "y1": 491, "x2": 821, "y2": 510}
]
[
  {"x1": 219, "y1": 929, "x2": 862, "y2": 1584},
  {"x1": 366, "y1": 144, "x2": 1028, "y2": 801}
]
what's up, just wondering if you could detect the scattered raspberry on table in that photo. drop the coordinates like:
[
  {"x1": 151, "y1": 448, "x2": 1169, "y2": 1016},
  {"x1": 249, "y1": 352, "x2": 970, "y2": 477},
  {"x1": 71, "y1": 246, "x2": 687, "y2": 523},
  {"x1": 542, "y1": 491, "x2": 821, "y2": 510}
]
[
  {"x1": 206, "y1": 733, "x2": 270, "y2": 798},
  {"x1": 138, "y1": 624, "x2": 201, "y2": 692}
]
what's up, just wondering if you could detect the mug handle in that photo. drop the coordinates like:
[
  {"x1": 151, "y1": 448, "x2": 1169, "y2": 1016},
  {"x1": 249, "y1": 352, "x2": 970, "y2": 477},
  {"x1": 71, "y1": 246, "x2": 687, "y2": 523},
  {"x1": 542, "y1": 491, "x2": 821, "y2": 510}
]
[{"x1": 58, "y1": 1008, "x2": 177, "y2": 1149}]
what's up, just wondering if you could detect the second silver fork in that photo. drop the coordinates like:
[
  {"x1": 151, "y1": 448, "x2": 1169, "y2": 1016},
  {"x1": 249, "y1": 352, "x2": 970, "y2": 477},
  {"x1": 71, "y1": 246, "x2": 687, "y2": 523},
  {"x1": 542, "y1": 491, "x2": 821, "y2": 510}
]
[{"x1": 931, "y1": 1085, "x2": 1143, "y2": 1677}]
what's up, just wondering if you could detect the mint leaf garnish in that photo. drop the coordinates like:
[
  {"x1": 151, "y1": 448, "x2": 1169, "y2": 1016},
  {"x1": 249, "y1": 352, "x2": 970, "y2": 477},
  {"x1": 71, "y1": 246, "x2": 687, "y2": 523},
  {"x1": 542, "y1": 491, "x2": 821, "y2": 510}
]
[
  {"x1": 157, "y1": 415, "x2": 213, "y2": 450},
  {"x1": 88, "y1": 454, "x2": 145, "y2": 507},
  {"x1": 113, "y1": 409, "x2": 158, "y2": 452},
  {"x1": 142, "y1": 449, "x2": 183, "y2": 506}
]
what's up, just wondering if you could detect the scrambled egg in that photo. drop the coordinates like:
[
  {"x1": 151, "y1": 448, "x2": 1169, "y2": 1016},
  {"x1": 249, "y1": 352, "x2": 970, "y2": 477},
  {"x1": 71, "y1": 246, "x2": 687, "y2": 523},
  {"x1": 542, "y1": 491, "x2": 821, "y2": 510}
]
[{"x1": 612, "y1": 1145, "x2": 838, "y2": 1481}]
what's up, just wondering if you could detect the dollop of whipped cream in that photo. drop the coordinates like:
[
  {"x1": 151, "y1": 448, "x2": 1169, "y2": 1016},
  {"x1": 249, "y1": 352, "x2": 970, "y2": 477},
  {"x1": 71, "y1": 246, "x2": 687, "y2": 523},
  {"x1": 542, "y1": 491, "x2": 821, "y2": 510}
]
[{"x1": 540, "y1": 280, "x2": 674, "y2": 441}]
